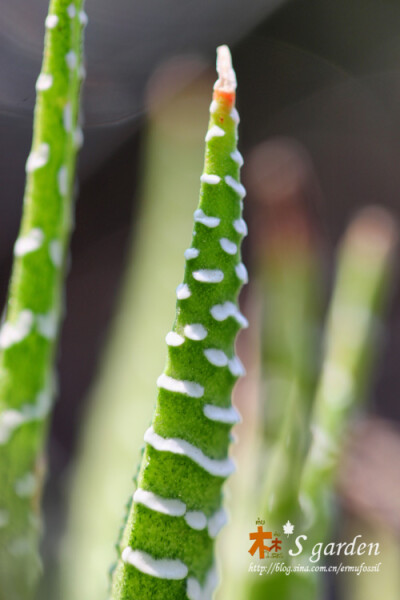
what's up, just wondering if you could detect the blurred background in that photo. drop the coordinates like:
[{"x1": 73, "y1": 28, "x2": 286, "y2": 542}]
[{"x1": 1, "y1": 0, "x2": 400, "y2": 598}]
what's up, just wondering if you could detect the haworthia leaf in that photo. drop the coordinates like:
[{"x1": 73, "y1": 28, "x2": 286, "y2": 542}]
[
  {"x1": 110, "y1": 45, "x2": 247, "y2": 600},
  {"x1": 293, "y1": 208, "x2": 398, "y2": 600},
  {"x1": 241, "y1": 143, "x2": 322, "y2": 600},
  {"x1": 0, "y1": 1, "x2": 86, "y2": 598}
]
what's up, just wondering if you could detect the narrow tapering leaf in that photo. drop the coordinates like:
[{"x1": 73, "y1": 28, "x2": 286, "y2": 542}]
[
  {"x1": 250, "y1": 140, "x2": 322, "y2": 449},
  {"x1": 0, "y1": 1, "x2": 86, "y2": 597},
  {"x1": 110, "y1": 45, "x2": 247, "y2": 600},
  {"x1": 295, "y1": 207, "x2": 397, "y2": 599},
  {"x1": 243, "y1": 140, "x2": 322, "y2": 600},
  {"x1": 60, "y1": 65, "x2": 215, "y2": 600}
]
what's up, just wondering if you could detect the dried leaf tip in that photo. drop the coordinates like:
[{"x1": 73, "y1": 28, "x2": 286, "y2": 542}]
[{"x1": 214, "y1": 45, "x2": 237, "y2": 93}]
